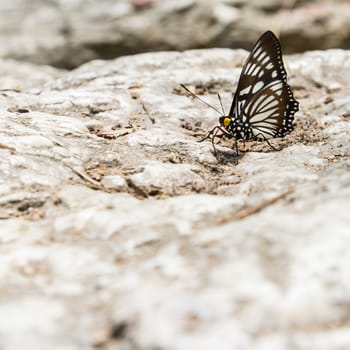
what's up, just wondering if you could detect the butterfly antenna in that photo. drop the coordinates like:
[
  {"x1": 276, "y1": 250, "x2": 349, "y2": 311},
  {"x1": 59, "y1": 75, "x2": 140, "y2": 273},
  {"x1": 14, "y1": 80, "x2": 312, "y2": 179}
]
[
  {"x1": 217, "y1": 93, "x2": 226, "y2": 115},
  {"x1": 180, "y1": 84, "x2": 222, "y2": 115}
]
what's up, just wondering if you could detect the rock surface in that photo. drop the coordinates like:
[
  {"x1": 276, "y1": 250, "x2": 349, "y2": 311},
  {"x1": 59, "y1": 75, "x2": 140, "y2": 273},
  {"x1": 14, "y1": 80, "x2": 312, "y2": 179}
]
[
  {"x1": 0, "y1": 0, "x2": 350, "y2": 68},
  {"x1": 0, "y1": 47, "x2": 350, "y2": 349}
]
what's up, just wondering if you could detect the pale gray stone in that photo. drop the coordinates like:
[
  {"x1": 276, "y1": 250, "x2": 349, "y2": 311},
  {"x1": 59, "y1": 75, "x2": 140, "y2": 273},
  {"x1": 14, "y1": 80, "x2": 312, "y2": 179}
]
[
  {"x1": 101, "y1": 175, "x2": 128, "y2": 191},
  {"x1": 0, "y1": 46, "x2": 350, "y2": 350},
  {"x1": 129, "y1": 161, "x2": 206, "y2": 195}
]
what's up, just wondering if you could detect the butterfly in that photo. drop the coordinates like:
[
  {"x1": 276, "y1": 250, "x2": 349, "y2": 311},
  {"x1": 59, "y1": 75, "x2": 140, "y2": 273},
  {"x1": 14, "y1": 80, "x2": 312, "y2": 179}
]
[{"x1": 181, "y1": 30, "x2": 299, "y2": 154}]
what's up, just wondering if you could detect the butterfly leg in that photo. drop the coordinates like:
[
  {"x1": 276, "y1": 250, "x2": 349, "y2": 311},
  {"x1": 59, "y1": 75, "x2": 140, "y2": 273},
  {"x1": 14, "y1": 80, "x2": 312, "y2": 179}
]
[
  {"x1": 234, "y1": 139, "x2": 239, "y2": 157},
  {"x1": 255, "y1": 133, "x2": 282, "y2": 152},
  {"x1": 198, "y1": 126, "x2": 231, "y2": 143},
  {"x1": 265, "y1": 138, "x2": 282, "y2": 151},
  {"x1": 211, "y1": 126, "x2": 233, "y2": 154},
  {"x1": 211, "y1": 127, "x2": 220, "y2": 155},
  {"x1": 197, "y1": 126, "x2": 221, "y2": 155},
  {"x1": 198, "y1": 125, "x2": 235, "y2": 155},
  {"x1": 197, "y1": 126, "x2": 219, "y2": 143},
  {"x1": 242, "y1": 139, "x2": 246, "y2": 151}
]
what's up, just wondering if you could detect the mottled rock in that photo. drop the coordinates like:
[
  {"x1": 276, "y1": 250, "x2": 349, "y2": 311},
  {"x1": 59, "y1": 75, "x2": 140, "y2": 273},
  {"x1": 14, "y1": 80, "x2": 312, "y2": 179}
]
[
  {"x1": 0, "y1": 46, "x2": 350, "y2": 350},
  {"x1": 101, "y1": 175, "x2": 128, "y2": 191},
  {"x1": 129, "y1": 161, "x2": 206, "y2": 195}
]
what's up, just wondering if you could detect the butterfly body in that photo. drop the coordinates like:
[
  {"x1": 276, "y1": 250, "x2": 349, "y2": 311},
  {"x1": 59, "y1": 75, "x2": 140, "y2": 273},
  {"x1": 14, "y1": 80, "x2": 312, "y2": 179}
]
[
  {"x1": 219, "y1": 115, "x2": 254, "y2": 141},
  {"x1": 206, "y1": 31, "x2": 299, "y2": 152}
]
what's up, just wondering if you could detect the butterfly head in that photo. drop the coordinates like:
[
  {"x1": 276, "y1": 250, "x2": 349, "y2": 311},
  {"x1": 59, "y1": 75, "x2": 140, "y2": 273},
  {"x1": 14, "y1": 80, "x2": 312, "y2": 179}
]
[{"x1": 219, "y1": 116, "x2": 232, "y2": 129}]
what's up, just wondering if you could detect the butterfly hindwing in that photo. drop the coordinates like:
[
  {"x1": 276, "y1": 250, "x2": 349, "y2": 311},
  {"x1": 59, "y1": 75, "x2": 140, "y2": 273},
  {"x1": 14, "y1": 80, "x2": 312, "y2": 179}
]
[{"x1": 246, "y1": 80, "x2": 291, "y2": 139}]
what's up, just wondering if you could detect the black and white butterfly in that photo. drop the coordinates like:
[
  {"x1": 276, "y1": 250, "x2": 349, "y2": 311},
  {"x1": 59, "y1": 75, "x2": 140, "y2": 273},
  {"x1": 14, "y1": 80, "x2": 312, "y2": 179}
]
[{"x1": 182, "y1": 31, "x2": 299, "y2": 154}]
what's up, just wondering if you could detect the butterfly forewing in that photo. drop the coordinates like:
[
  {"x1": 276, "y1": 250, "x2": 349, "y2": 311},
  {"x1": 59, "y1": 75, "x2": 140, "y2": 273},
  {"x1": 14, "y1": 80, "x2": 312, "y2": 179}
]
[{"x1": 228, "y1": 30, "x2": 298, "y2": 140}]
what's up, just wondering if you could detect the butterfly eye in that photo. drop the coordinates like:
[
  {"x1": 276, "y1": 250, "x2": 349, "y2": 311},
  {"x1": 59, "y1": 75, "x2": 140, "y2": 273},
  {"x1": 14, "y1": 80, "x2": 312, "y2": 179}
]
[{"x1": 223, "y1": 117, "x2": 231, "y2": 127}]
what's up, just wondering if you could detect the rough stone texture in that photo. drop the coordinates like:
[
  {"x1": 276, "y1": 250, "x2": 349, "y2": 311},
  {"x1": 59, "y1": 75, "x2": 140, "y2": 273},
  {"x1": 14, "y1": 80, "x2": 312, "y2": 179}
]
[
  {"x1": 1, "y1": 0, "x2": 350, "y2": 68},
  {"x1": 0, "y1": 47, "x2": 350, "y2": 349}
]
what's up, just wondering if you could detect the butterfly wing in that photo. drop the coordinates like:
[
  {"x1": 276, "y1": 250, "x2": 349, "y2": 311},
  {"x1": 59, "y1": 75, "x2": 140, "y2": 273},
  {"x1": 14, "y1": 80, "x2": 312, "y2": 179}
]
[
  {"x1": 244, "y1": 79, "x2": 297, "y2": 140},
  {"x1": 229, "y1": 31, "x2": 298, "y2": 138}
]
